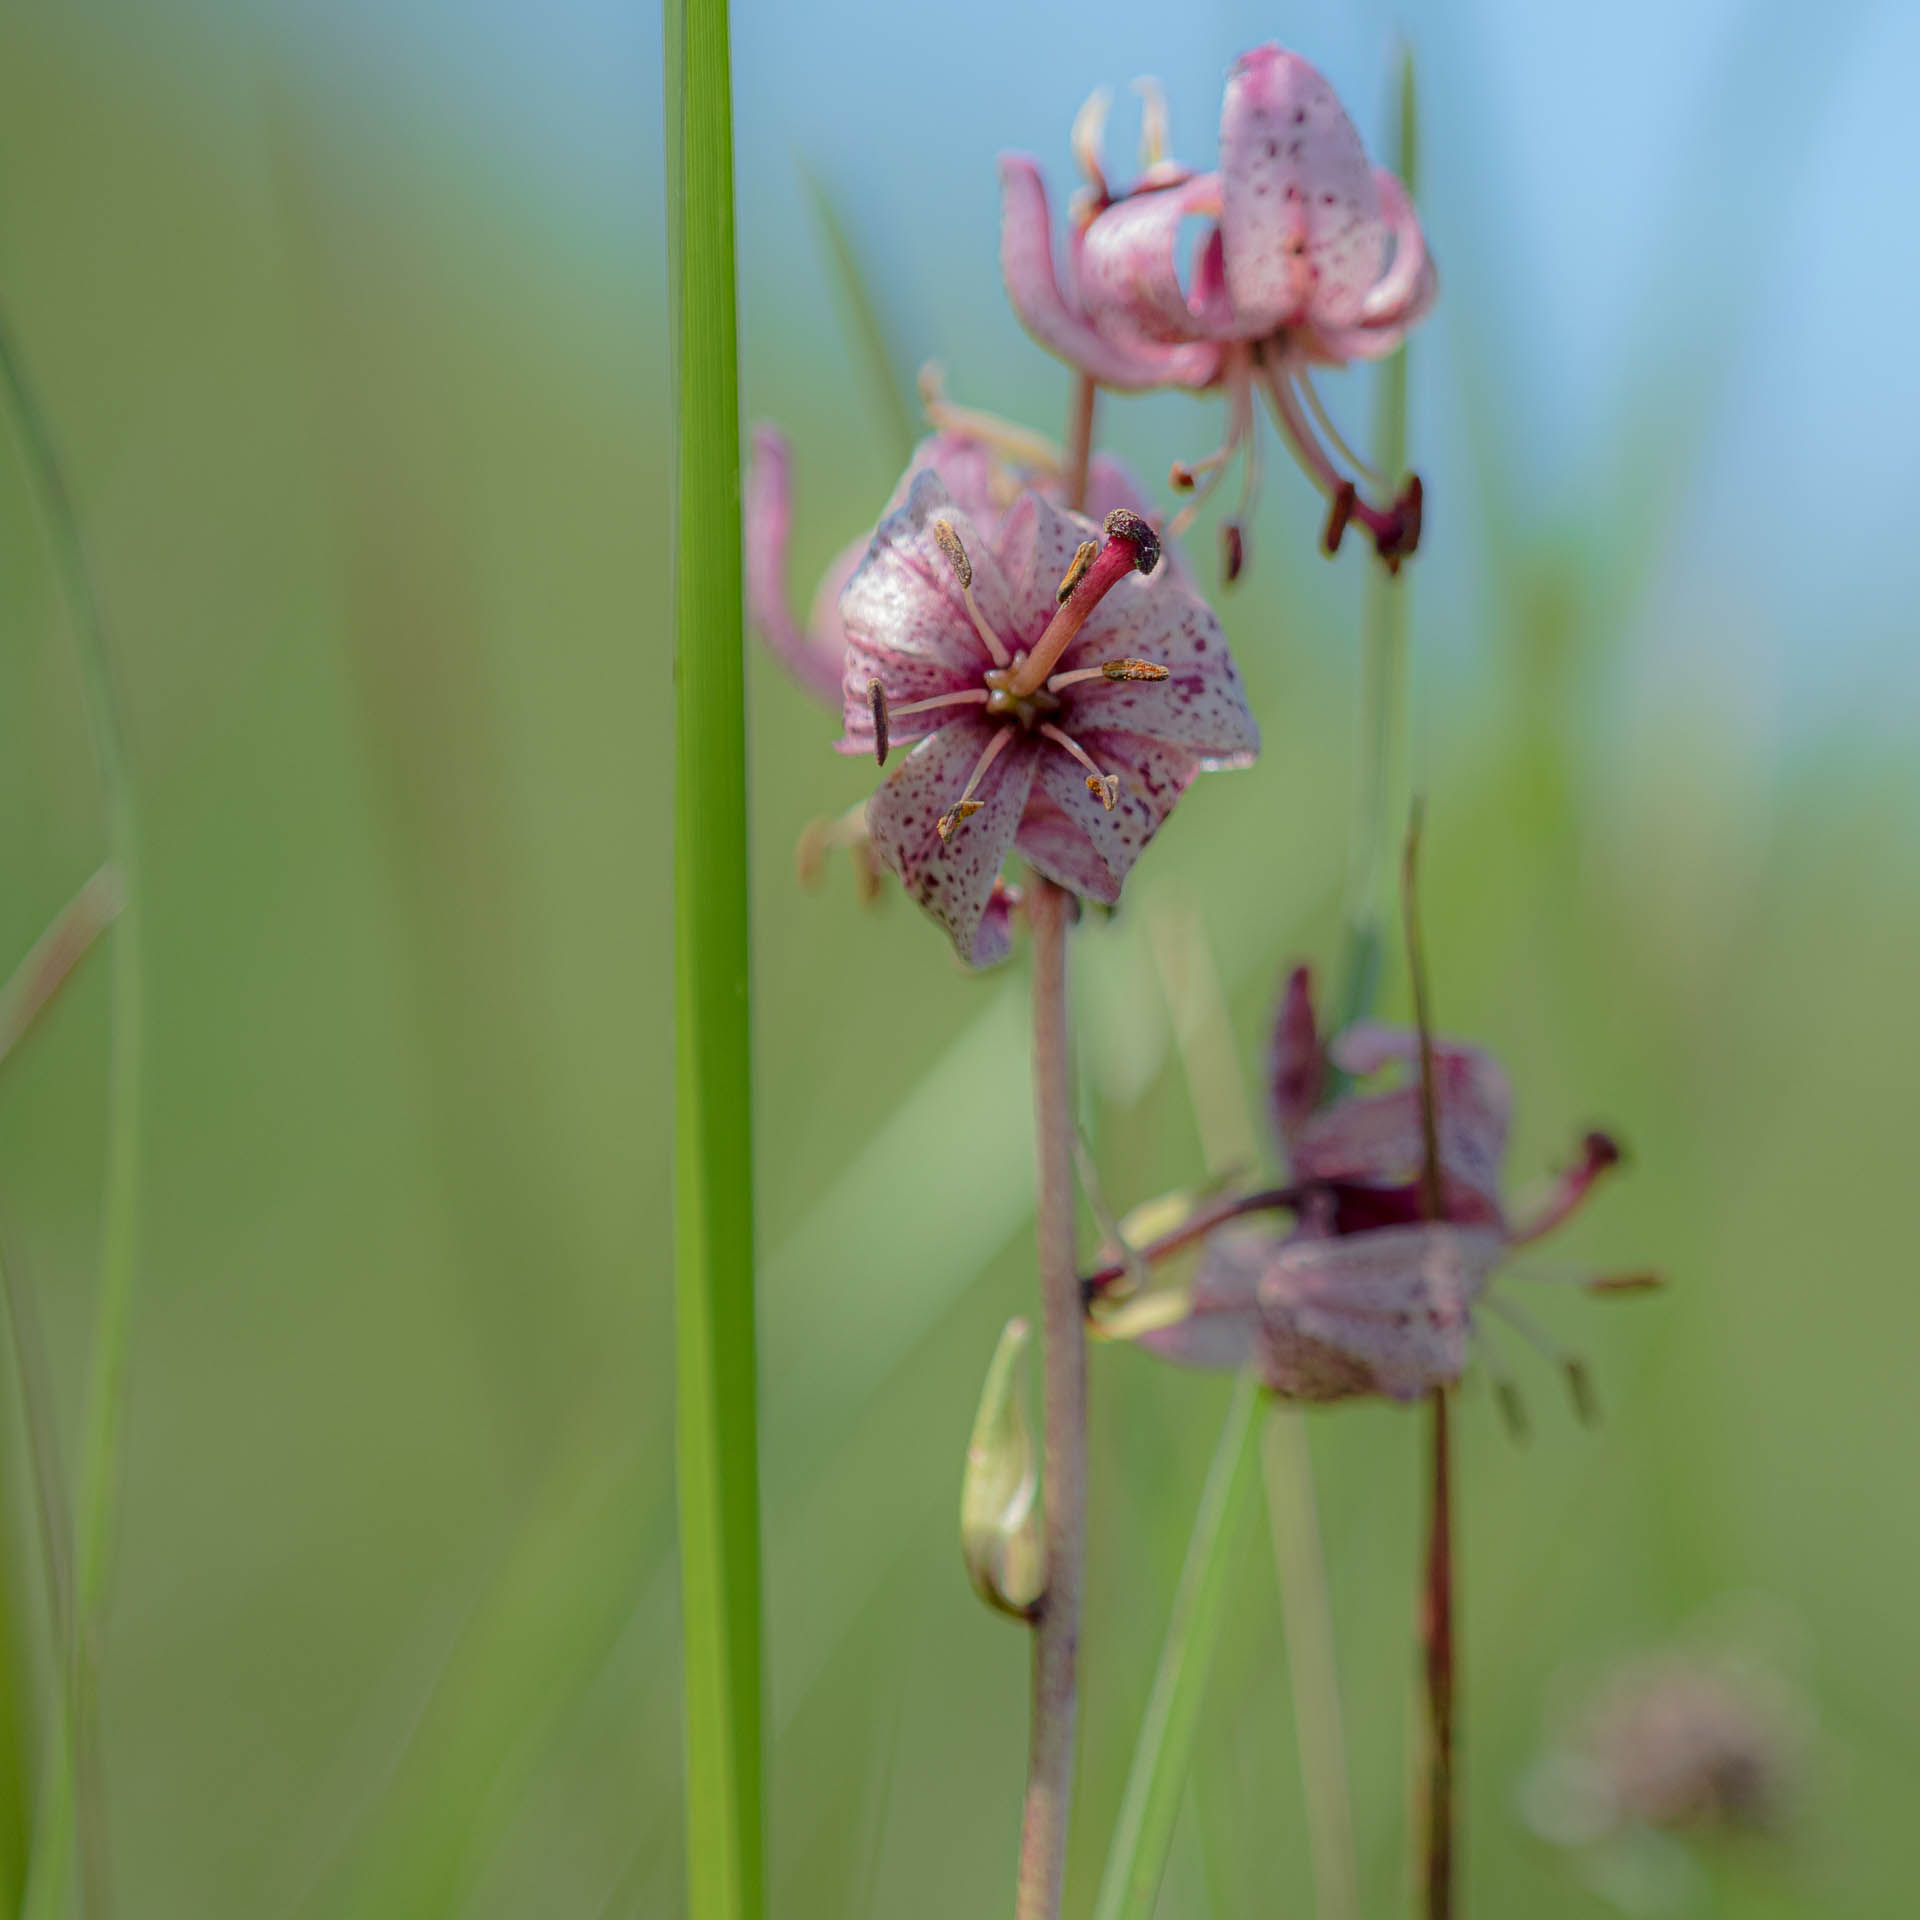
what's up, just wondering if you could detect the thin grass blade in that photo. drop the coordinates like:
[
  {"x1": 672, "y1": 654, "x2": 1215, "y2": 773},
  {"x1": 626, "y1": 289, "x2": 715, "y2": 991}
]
[{"x1": 665, "y1": 3, "x2": 764, "y2": 1917}]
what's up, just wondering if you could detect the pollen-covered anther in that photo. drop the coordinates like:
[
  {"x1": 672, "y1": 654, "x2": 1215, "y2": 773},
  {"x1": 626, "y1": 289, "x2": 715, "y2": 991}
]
[
  {"x1": 932, "y1": 517, "x2": 972, "y2": 587},
  {"x1": 1221, "y1": 521, "x2": 1245, "y2": 585},
  {"x1": 865, "y1": 679, "x2": 890, "y2": 766},
  {"x1": 1102, "y1": 507, "x2": 1161, "y2": 577},
  {"x1": 1056, "y1": 540, "x2": 1099, "y2": 604},
  {"x1": 1085, "y1": 772, "x2": 1120, "y2": 811},
  {"x1": 1100, "y1": 658, "x2": 1169, "y2": 681},
  {"x1": 937, "y1": 800, "x2": 984, "y2": 841},
  {"x1": 1169, "y1": 462, "x2": 1198, "y2": 492}
]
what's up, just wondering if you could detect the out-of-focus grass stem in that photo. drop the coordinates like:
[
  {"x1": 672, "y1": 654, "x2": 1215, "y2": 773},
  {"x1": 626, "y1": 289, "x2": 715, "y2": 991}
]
[
  {"x1": 0, "y1": 302, "x2": 138, "y2": 1920},
  {"x1": 1333, "y1": 48, "x2": 1418, "y2": 1041},
  {"x1": 666, "y1": 1, "x2": 764, "y2": 1915}
]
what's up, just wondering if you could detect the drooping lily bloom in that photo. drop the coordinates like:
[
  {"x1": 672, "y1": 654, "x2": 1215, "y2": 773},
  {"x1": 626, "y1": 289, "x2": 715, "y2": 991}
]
[
  {"x1": 1098, "y1": 966, "x2": 1630, "y2": 1402},
  {"x1": 744, "y1": 408, "x2": 1197, "y2": 962},
  {"x1": 838, "y1": 472, "x2": 1257, "y2": 965},
  {"x1": 1001, "y1": 46, "x2": 1435, "y2": 570}
]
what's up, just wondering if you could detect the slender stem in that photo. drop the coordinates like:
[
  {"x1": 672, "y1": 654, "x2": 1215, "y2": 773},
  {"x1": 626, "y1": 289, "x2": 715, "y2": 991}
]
[
  {"x1": 1062, "y1": 374, "x2": 1097, "y2": 516},
  {"x1": 1401, "y1": 798, "x2": 1455, "y2": 1918},
  {"x1": 1080, "y1": 1185, "x2": 1301, "y2": 1298},
  {"x1": 1417, "y1": 1391, "x2": 1455, "y2": 1920},
  {"x1": 1333, "y1": 47, "x2": 1419, "y2": 1042},
  {"x1": 1261, "y1": 1408, "x2": 1361, "y2": 1920},
  {"x1": 666, "y1": 2, "x2": 763, "y2": 1917},
  {"x1": 0, "y1": 302, "x2": 136, "y2": 1920},
  {"x1": 1016, "y1": 877, "x2": 1086, "y2": 1920}
]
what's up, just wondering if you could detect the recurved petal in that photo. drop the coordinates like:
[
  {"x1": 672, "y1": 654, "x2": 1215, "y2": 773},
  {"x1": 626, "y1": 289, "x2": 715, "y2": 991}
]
[
  {"x1": 1259, "y1": 1224, "x2": 1505, "y2": 1400},
  {"x1": 1219, "y1": 45, "x2": 1387, "y2": 335},
  {"x1": 1073, "y1": 174, "x2": 1239, "y2": 347},
  {"x1": 883, "y1": 430, "x2": 1006, "y2": 524},
  {"x1": 998, "y1": 154, "x2": 1224, "y2": 394},
  {"x1": 1327, "y1": 1023, "x2": 1512, "y2": 1194},
  {"x1": 1056, "y1": 578, "x2": 1259, "y2": 767},
  {"x1": 1011, "y1": 790, "x2": 1122, "y2": 904},
  {"x1": 866, "y1": 720, "x2": 1038, "y2": 965},
  {"x1": 1359, "y1": 170, "x2": 1436, "y2": 327},
  {"x1": 744, "y1": 426, "x2": 849, "y2": 706},
  {"x1": 1268, "y1": 963, "x2": 1323, "y2": 1144}
]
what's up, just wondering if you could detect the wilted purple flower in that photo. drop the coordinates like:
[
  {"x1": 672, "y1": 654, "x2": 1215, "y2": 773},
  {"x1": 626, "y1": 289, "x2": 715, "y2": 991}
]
[
  {"x1": 1527, "y1": 1650, "x2": 1802, "y2": 1846},
  {"x1": 1105, "y1": 966, "x2": 1628, "y2": 1402},
  {"x1": 838, "y1": 473, "x2": 1257, "y2": 964},
  {"x1": 1001, "y1": 47, "x2": 1434, "y2": 569}
]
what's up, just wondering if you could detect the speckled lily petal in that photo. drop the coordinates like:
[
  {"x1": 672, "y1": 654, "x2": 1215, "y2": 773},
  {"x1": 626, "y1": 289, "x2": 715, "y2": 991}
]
[
  {"x1": 1135, "y1": 1229, "x2": 1265, "y2": 1373},
  {"x1": 839, "y1": 470, "x2": 1021, "y2": 754},
  {"x1": 1058, "y1": 583, "x2": 1259, "y2": 766},
  {"x1": 1032, "y1": 729, "x2": 1196, "y2": 900},
  {"x1": 866, "y1": 719, "x2": 1038, "y2": 965},
  {"x1": 1218, "y1": 44, "x2": 1388, "y2": 334},
  {"x1": 1011, "y1": 792, "x2": 1121, "y2": 903},
  {"x1": 1326, "y1": 1023, "x2": 1512, "y2": 1195}
]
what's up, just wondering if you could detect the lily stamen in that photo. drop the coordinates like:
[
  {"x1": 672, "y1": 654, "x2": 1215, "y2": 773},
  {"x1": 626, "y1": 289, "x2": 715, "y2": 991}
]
[
  {"x1": 1297, "y1": 367, "x2": 1382, "y2": 484},
  {"x1": 937, "y1": 725, "x2": 1018, "y2": 841},
  {"x1": 1045, "y1": 657, "x2": 1171, "y2": 692},
  {"x1": 886, "y1": 687, "x2": 993, "y2": 717},
  {"x1": 932, "y1": 517, "x2": 1014, "y2": 668},
  {"x1": 1039, "y1": 723, "x2": 1120, "y2": 810}
]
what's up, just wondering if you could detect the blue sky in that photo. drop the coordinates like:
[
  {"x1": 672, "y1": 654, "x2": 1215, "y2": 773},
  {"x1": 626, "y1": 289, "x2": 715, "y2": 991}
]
[{"x1": 283, "y1": 0, "x2": 1918, "y2": 735}]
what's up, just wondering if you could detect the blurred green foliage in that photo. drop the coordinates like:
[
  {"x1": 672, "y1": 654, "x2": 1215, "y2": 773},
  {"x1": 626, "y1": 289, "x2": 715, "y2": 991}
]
[{"x1": 0, "y1": 10, "x2": 1915, "y2": 1920}]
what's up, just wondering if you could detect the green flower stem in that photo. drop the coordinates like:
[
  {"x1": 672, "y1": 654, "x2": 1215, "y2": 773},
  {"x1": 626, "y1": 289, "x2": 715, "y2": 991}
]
[
  {"x1": 665, "y1": 2, "x2": 764, "y2": 1917},
  {"x1": 1, "y1": 301, "x2": 138, "y2": 1920},
  {"x1": 1015, "y1": 877, "x2": 1088, "y2": 1920}
]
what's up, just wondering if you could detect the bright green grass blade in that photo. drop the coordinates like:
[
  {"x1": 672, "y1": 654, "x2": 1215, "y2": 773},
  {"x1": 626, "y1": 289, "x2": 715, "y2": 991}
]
[
  {"x1": 798, "y1": 162, "x2": 919, "y2": 471},
  {"x1": 1091, "y1": 1372, "x2": 1261, "y2": 1920},
  {"x1": 665, "y1": 3, "x2": 764, "y2": 1918},
  {"x1": 1333, "y1": 44, "x2": 1418, "y2": 1040},
  {"x1": 1, "y1": 301, "x2": 142, "y2": 1920}
]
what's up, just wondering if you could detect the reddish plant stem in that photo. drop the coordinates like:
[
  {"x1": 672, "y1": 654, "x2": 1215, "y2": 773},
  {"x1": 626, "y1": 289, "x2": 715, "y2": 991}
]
[
  {"x1": 1402, "y1": 802, "x2": 1456, "y2": 1919},
  {"x1": 1079, "y1": 1186, "x2": 1303, "y2": 1299},
  {"x1": 1016, "y1": 878, "x2": 1086, "y2": 1920},
  {"x1": 1062, "y1": 374, "x2": 1097, "y2": 515},
  {"x1": 1418, "y1": 1390, "x2": 1455, "y2": 1920}
]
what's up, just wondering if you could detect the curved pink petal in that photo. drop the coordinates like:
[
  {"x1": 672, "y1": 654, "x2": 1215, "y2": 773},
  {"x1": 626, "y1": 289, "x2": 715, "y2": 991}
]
[
  {"x1": 883, "y1": 430, "x2": 1006, "y2": 523},
  {"x1": 1360, "y1": 170, "x2": 1437, "y2": 328},
  {"x1": 1073, "y1": 173, "x2": 1239, "y2": 348},
  {"x1": 838, "y1": 470, "x2": 1020, "y2": 754},
  {"x1": 989, "y1": 488, "x2": 1104, "y2": 642},
  {"x1": 1268, "y1": 963, "x2": 1323, "y2": 1145},
  {"x1": 998, "y1": 154, "x2": 1223, "y2": 393},
  {"x1": 1055, "y1": 581, "x2": 1259, "y2": 768},
  {"x1": 1259, "y1": 1224, "x2": 1505, "y2": 1401},
  {"x1": 866, "y1": 719, "x2": 1038, "y2": 966},
  {"x1": 1032, "y1": 729, "x2": 1197, "y2": 901},
  {"x1": 744, "y1": 427, "x2": 848, "y2": 706},
  {"x1": 1330, "y1": 1024, "x2": 1511, "y2": 1175},
  {"x1": 1011, "y1": 790, "x2": 1121, "y2": 902},
  {"x1": 1218, "y1": 45, "x2": 1388, "y2": 335}
]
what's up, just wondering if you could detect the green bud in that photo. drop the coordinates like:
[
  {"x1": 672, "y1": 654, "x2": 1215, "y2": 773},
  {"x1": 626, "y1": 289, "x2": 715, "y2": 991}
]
[{"x1": 959, "y1": 1318, "x2": 1044, "y2": 1621}]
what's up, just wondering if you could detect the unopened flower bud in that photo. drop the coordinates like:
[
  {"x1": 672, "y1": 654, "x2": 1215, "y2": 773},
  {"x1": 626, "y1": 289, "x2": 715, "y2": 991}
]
[{"x1": 960, "y1": 1318, "x2": 1044, "y2": 1620}]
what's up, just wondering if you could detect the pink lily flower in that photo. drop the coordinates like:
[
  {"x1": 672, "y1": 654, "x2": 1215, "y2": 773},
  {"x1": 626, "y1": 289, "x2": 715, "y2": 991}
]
[
  {"x1": 1099, "y1": 966, "x2": 1630, "y2": 1403},
  {"x1": 1000, "y1": 47, "x2": 1435, "y2": 569},
  {"x1": 836, "y1": 471, "x2": 1257, "y2": 965}
]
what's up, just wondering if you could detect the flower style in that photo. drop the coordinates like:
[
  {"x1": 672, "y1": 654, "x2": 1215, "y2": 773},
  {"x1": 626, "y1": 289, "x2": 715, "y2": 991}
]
[
  {"x1": 1096, "y1": 966, "x2": 1631, "y2": 1402},
  {"x1": 838, "y1": 473, "x2": 1258, "y2": 965},
  {"x1": 1000, "y1": 47, "x2": 1435, "y2": 569}
]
